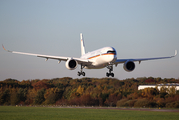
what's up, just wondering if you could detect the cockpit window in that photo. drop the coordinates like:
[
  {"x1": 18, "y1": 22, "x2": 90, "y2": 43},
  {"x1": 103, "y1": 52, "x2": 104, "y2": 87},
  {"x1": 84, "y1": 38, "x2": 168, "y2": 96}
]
[{"x1": 107, "y1": 50, "x2": 116, "y2": 55}]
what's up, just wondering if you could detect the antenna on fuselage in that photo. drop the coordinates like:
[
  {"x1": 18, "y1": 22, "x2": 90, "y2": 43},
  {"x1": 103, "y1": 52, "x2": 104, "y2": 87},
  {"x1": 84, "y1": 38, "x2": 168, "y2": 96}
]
[{"x1": 80, "y1": 33, "x2": 86, "y2": 56}]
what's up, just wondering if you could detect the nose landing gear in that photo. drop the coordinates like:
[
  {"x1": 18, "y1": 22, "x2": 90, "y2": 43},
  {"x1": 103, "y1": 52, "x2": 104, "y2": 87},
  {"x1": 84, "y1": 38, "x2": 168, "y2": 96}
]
[{"x1": 106, "y1": 65, "x2": 114, "y2": 77}]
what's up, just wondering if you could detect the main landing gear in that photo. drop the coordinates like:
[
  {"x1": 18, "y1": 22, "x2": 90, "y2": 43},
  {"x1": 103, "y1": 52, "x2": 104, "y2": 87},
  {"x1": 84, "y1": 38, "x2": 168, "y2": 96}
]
[
  {"x1": 78, "y1": 65, "x2": 85, "y2": 76},
  {"x1": 106, "y1": 65, "x2": 114, "y2": 77}
]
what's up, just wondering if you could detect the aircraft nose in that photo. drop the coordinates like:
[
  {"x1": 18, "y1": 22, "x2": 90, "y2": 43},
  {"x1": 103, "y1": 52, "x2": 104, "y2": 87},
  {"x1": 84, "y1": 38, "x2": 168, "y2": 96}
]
[
  {"x1": 112, "y1": 55, "x2": 117, "y2": 62},
  {"x1": 108, "y1": 54, "x2": 116, "y2": 62}
]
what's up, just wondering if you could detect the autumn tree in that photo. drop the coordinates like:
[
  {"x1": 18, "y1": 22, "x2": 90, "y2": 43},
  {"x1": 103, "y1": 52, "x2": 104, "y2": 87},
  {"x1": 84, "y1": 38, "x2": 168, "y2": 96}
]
[
  {"x1": 76, "y1": 85, "x2": 84, "y2": 96},
  {"x1": 105, "y1": 93, "x2": 122, "y2": 106},
  {"x1": 25, "y1": 88, "x2": 37, "y2": 105},
  {"x1": 78, "y1": 94, "x2": 93, "y2": 106},
  {"x1": 10, "y1": 88, "x2": 19, "y2": 105},
  {"x1": 32, "y1": 81, "x2": 50, "y2": 90},
  {"x1": 0, "y1": 77, "x2": 179, "y2": 107},
  {"x1": 142, "y1": 88, "x2": 159, "y2": 99},
  {"x1": 44, "y1": 88, "x2": 63, "y2": 105},
  {"x1": 167, "y1": 86, "x2": 176, "y2": 96},
  {"x1": 159, "y1": 85, "x2": 168, "y2": 98}
]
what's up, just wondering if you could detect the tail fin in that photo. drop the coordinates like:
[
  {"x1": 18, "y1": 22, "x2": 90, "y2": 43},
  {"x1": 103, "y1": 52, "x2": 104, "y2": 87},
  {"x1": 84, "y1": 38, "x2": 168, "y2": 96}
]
[{"x1": 80, "y1": 33, "x2": 86, "y2": 56}]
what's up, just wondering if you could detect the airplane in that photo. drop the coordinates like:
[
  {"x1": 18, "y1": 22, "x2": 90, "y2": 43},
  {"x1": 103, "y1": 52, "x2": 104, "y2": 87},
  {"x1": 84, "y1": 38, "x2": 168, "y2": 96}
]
[{"x1": 2, "y1": 33, "x2": 177, "y2": 77}]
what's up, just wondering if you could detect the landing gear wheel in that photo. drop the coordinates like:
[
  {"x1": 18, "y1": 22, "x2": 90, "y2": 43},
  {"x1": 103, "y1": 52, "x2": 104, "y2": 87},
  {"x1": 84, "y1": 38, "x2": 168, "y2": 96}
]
[
  {"x1": 111, "y1": 73, "x2": 114, "y2": 77},
  {"x1": 106, "y1": 72, "x2": 114, "y2": 77},
  {"x1": 82, "y1": 72, "x2": 85, "y2": 76},
  {"x1": 78, "y1": 72, "x2": 81, "y2": 76},
  {"x1": 77, "y1": 72, "x2": 85, "y2": 76},
  {"x1": 106, "y1": 72, "x2": 109, "y2": 77}
]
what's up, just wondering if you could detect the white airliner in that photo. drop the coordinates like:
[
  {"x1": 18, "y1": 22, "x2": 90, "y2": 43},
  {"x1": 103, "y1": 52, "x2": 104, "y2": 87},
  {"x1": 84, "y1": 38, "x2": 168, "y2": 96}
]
[{"x1": 2, "y1": 33, "x2": 177, "y2": 77}]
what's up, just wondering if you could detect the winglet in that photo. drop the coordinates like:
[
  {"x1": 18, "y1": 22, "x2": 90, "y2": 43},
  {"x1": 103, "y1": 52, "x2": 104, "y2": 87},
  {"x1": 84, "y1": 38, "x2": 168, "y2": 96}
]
[
  {"x1": 175, "y1": 50, "x2": 177, "y2": 56},
  {"x1": 2, "y1": 44, "x2": 12, "y2": 52},
  {"x1": 2, "y1": 44, "x2": 6, "y2": 51}
]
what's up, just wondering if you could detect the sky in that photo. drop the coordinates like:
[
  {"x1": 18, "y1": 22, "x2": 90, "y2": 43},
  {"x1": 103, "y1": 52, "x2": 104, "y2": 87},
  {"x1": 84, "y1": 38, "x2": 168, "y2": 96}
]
[{"x1": 0, "y1": 0, "x2": 179, "y2": 81}]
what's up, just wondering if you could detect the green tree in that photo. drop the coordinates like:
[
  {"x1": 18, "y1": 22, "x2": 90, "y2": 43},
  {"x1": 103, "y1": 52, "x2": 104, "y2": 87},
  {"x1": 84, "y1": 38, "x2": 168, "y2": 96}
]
[
  {"x1": 18, "y1": 88, "x2": 27, "y2": 102},
  {"x1": 2, "y1": 89, "x2": 10, "y2": 105},
  {"x1": 34, "y1": 88, "x2": 46, "y2": 105},
  {"x1": 134, "y1": 99, "x2": 156, "y2": 107}
]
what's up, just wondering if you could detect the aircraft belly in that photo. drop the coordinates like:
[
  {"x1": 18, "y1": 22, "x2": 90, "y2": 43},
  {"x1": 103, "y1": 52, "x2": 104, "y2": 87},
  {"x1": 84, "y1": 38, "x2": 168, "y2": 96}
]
[{"x1": 85, "y1": 64, "x2": 106, "y2": 69}]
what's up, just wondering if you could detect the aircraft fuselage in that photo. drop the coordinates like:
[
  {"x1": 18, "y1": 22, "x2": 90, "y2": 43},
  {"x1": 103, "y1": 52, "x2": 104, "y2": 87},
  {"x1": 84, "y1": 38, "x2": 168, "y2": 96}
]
[{"x1": 81, "y1": 47, "x2": 117, "y2": 69}]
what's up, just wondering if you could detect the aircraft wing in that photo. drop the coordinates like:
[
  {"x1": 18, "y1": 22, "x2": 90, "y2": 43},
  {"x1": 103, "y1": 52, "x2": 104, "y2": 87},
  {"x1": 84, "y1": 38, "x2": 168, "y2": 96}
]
[
  {"x1": 115, "y1": 50, "x2": 177, "y2": 65},
  {"x1": 2, "y1": 45, "x2": 90, "y2": 64}
]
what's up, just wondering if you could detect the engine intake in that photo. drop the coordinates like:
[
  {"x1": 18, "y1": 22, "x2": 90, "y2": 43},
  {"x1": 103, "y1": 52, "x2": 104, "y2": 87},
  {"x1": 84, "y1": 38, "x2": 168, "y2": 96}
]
[
  {"x1": 65, "y1": 58, "x2": 78, "y2": 70},
  {"x1": 123, "y1": 61, "x2": 135, "y2": 72}
]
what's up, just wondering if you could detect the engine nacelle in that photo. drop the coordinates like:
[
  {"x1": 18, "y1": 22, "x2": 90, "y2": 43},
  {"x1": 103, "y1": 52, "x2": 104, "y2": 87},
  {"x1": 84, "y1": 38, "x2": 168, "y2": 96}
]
[
  {"x1": 123, "y1": 61, "x2": 135, "y2": 72},
  {"x1": 65, "y1": 58, "x2": 78, "y2": 70}
]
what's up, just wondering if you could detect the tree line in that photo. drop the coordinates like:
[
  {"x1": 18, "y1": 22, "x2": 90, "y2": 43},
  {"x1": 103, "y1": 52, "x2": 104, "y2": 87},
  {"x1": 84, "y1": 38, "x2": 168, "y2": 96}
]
[{"x1": 0, "y1": 77, "x2": 179, "y2": 108}]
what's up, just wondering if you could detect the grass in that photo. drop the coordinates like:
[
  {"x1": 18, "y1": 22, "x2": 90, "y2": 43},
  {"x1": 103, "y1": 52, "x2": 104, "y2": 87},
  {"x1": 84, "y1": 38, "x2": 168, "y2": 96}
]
[{"x1": 0, "y1": 106, "x2": 179, "y2": 120}]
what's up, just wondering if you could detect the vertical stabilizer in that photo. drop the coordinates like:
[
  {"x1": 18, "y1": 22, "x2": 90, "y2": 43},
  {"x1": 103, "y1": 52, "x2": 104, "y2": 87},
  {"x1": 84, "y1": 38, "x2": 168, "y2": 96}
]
[{"x1": 80, "y1": 33, "x2": 86, "y2": 56}]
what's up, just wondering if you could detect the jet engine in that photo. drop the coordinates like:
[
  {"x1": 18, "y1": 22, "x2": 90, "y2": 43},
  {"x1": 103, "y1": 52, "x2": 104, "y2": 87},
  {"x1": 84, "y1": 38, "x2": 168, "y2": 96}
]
[
  {"x1": 65, "y1": 58, "x2": 78, "y2": 70},
  {"x1": 123, "y1": 61, "x2": 135, "y2": 72}
]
